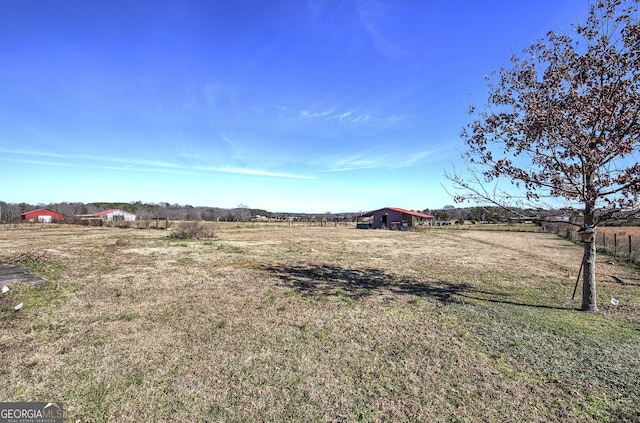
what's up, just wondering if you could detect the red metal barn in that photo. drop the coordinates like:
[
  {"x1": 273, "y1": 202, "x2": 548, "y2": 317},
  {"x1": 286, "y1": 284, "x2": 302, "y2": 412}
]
[
  {"x1": 356, "y1": 207, "x2": 434, "y2": 230},
  {"x1": 21, "y1": 208, "x2": 65, "y2": 223}
]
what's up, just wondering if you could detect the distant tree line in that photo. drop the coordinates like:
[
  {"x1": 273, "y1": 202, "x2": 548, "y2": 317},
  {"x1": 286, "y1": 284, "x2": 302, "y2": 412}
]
[
  {"x1": 0, "y1": 201, "x2": 270, "y2": 223},
  {"x1": 421, "y1": 206, "x2": 584, "y2": 225},
  {"x1": 4, "y1": 200, "x2": 609, "y2": 226},
  {"x1": 0, "y1": 201, "x2": 366, "y2": 223}
]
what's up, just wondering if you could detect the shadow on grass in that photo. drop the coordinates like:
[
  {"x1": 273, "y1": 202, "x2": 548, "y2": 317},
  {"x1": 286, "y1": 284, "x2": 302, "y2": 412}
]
[
  {"x1": 611, "y1": 275, "x2": 640, "y2": 287},
  {"x1": 262, "y1": 263, "x2": 472, "y2": 302},
  {"x1": 262, "y1": 263, "x2": 580, "y2": 311},
  {"x1": 459, "y1": 293, "x2": 579, "y2": 311}
]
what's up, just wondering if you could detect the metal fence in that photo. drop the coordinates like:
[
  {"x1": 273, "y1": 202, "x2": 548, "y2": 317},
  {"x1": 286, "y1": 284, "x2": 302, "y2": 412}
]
[{"x1": 543, "y1": 223, "x2": 640, "y2": 262}]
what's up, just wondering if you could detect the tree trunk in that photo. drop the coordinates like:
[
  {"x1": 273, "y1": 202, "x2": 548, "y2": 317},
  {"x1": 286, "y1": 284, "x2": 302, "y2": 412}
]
[{"x1": 581, "y1": 237, "x2": 597, "y2": 312}]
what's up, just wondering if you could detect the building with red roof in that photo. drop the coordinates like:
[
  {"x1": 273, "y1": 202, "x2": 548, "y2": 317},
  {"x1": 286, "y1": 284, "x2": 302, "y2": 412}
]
[{"x1": 21, "y1": 208, "x2": 65, "y2": 223}]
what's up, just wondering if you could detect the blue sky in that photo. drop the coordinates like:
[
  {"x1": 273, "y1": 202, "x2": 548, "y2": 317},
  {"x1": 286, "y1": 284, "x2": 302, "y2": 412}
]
[{"x1": 1, "y1": 0, "x2": 587, "y2": 213}]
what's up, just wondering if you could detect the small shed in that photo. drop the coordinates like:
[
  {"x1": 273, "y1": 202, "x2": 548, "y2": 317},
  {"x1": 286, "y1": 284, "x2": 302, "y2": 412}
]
[
  {"x1": 21, "y1": 208, "x2": 65, "y2": 223},
  {"x1": 356, "y1": 207, "x2": 434, "y2": 230},
  {"x1": 94, "y1": 209, "x2": 137, "y2": 222}
]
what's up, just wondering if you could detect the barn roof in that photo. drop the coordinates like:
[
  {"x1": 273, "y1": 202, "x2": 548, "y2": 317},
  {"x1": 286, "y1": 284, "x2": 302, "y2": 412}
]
[
  {"x1": 360, "y1": 207, "x2": 434, "y2": 219},
  {"x1": 21, "y1": 208, "x2": 63, "y2": 217}
]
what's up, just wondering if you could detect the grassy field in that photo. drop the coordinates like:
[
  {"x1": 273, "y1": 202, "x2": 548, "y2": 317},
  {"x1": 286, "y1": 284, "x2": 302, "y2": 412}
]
[
  {"x1": 432, "y1": 223, "x2": 543, "y2": 232},
  {"x1": 0, "y1": 223, "x2": 639, "y2": 422}
]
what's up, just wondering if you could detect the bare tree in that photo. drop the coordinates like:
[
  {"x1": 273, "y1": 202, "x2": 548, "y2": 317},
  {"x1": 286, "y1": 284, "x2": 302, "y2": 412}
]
[
  {"x1": 235, "y1": 204, "x2": 252, "y2": 222},
  {"x1": 448, "y1": 0, "x2": 640, "y2": 311}
]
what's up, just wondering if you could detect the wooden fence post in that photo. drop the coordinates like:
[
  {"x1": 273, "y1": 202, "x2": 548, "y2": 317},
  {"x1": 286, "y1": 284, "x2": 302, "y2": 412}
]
[{"x1": 630, "y1": 234, "x2": 633, "y2": 257}]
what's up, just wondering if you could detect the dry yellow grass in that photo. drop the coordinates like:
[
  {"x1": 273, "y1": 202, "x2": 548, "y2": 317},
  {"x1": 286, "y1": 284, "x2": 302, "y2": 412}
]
[
  {"x1": 598, "y1": 226, "x2": 640, "y2": 238},
  {"x1": 593, "y1": 226, "x2": 640, "y2": 259},
  {"x1": 0, "y1": 223, "x2": 638, "y2": 421}
]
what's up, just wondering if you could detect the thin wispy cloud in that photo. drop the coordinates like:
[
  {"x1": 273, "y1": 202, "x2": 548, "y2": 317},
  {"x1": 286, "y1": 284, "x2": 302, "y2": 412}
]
[
  {"x1": 316, "y1": 146, "x2": 450, "y2": 173},
  {"x1": 385, "y1": 115, "x2": 405, "y2": 124},
  {"x1": 356, "y1": 0, "x2": 404, "y2": 60},
  {"x1": 388, "y1": 148, "x2": 452, "y2": 169},
  {"x1": 339, "y1": 110, "x2": 354, "y2": 120},
  {"x1": 0, "y1": 148, "x2": 182, "y2": 170},
  {"x1": 299, "y1": 108, "x2": 385, "y2": 125},
  {"x1": 4, "y1": 157, "x2": 197, "y2": 176},
  {"x1": 212, "y1": 167, "x2": 315, "y2": 180},
  {"x1": 0, "y1": 149, "x2": 315, "y2": 180},
  {"x1": 318, "y1": 155, "x2": 378, "y2": 172},
  {"x1": 300, "y1": 108, "x2": 358, "y2": 122},
  {"x1": 300, "y1": 110, "x2": 331, "y2": 119}
]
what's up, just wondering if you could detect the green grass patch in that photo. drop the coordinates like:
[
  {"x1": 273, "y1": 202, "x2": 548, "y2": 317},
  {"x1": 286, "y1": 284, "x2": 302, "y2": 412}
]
[
  {"x1": 122, "y1": 312, "x2": 138, "y2": 322},
  {"x1": 3, "y1": 282, "x2": 82, "y2": 313},
  {"x1": 22, "y1": 259, "x2": 67, "y2": 281},
  {"x1": 215, "y1": 244, "x2": 245, "y2": 253},
  {"x1": 458, "y1": 302, "x2": 640, "y2": 400}
]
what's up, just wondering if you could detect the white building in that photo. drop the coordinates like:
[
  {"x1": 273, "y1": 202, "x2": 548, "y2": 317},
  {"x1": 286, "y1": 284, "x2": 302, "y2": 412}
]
[{"x1": 94, "y1": 209, "x2": 137, "y2": 222}]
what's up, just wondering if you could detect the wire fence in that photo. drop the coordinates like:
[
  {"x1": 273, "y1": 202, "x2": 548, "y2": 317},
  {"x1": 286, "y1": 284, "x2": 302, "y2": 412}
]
[{"x1": 542, "y1": 223, "x2": 640, "y2": 262}]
